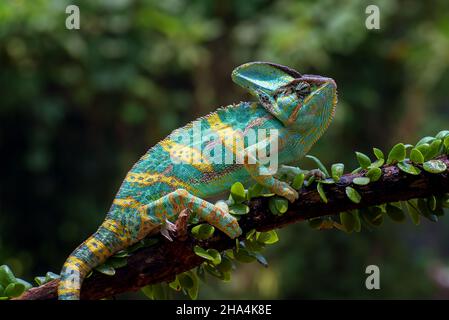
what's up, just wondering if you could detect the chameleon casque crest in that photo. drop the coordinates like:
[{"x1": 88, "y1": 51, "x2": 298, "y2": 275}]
[{"x1": 58, "y1": 62, "x2": 338, "y2": 299}]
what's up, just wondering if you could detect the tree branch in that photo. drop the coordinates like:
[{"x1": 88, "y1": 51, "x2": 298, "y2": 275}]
[{"x1": 17, "y1": 156, "x2": 449, "y2": 300}]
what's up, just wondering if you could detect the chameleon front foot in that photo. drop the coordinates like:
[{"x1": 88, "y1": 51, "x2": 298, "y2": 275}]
[
  {"x1": 305, "y1": 169, "x2": 327, "y2": 180},
  {"x1": 277, "y1": 181, "x2": 299, "y2": 203}
]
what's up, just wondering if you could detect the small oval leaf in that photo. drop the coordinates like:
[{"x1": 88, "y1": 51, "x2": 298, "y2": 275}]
[
  {"x1": 292, "y1": 173, "x2": 305, "y2": 190},
  {"x1": 373, "y1": 147, "x2": 385, "y2": 160},
  {"x1": 387, "y1": 143, "x2": 406, "y2": 164},
  {"x1": 191, "y1": 224, "x2": 215, "y2": 240},
  {"x1": 317, "y1": 183, "x2": 328, "y2": 203},
  {"x1": 345, "y1": 186, "x2": 361, "y2": 204},
  {"x1": 410, "y1": 148, "x2": 424, "y2": 164},
  {"x1": 353, "y1": 177, "x2": 370, "y2": 185},
  {"x1": 423, "y1": 160, "x2": 447, "y2": 173},
  {"x1": 230, "y1": 182, "x2": 246, "y2": 203},
  {"x1": 331, "y1": 163, "x2": 344, "y2": 181},
  {"x1": 397, "y1": 161, "x2": 421, "y2": 175},
  {"x1": 355, "y1": 152, "x2": 371, "y2": 169},
  {"x1": 366, "y1": 167, "x2": 382, "y2": 182},
  {"x1": 386, "y1": 204, "x2": 406, "y2": 222}
]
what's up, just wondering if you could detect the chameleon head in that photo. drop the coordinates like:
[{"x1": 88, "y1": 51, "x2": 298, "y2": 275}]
[{"x1": 231, "y1": 62, "x2": 337, "y2": 134}]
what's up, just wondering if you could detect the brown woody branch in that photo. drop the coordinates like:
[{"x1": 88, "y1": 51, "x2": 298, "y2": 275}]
[{"x1": 17, "y1": 156, "x2": 449, "y2": 300}]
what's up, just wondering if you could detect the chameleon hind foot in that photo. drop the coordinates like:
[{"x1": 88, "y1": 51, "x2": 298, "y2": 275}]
[
  {"x1": 148, "y1": 189, "x2": 242, "y2": 239},
  {"x1": 305, "y1": 169, "x2": 326, "y2": 180}
]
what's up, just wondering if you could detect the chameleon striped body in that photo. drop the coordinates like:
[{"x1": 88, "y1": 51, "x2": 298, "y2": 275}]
[{"x1": 58, "y1": 62, "x2": 337, "y2": 299}]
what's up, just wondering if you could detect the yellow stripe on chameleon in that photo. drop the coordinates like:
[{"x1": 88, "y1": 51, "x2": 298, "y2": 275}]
[
  {"x1": 84, "y1": 237, "x2": 112, "y2": 259},
  {"x1": 125, "y1": 172, "x2": 194, "y2": 192},
  {"x1": 102, "y1": 219, "x2": 130, "y2": 243},
  {"x1": 58, "y1": 288, "x2": 79, "y2": 295},
  {"x1": 206, "y1": 113, "x2": 244, "y2": 156},
  {"x1": 66, "y1": 256, "x2": 90, "y2": 274},
  {"x1": 113, "y1": 197, "x2": 142, "y2": 208},
  {"x1": 160, "y1": 139, "x2": 213, "y2": 172}
]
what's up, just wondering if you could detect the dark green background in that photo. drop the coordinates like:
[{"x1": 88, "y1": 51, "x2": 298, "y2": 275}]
[{"x1": 1, "y1": 0, "x2": 449, "y2": 299}]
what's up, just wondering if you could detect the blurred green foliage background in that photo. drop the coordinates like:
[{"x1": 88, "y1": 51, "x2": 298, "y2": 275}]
[{"x1": 1, "y1": 0, "x2": 449, "y2": 299}]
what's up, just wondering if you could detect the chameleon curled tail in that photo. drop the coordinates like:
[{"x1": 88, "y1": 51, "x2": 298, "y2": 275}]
[{"x1": 58, "y1": 219, "x2": 131, "y2": 300}]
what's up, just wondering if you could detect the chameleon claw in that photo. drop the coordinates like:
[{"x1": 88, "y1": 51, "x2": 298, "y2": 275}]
[{"x1": 160, "y1": 219, "x2": 177, "y2": 241}]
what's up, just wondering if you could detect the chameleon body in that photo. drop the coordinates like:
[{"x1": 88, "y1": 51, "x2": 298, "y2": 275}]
[{"x1": 58, "y1": 62, "x2": 337, "y2": 299}]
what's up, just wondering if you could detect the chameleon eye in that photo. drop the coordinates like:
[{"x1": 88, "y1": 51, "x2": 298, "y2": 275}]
[{"x1": 294, "y1": 82, "x2": 311, "y2": 99}]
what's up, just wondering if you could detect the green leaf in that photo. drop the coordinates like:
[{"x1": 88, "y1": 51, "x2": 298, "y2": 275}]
[
  {"x1": 4, "y1": 282, "x2": 25, "y2": 298},
  {"x1": 169, "y1": 276, "x2": 181, "y2": 291},
  {"x1": 178, "y1": 273, "x2": 194, "y2": 290},
  {"x1": 230, "y1": 182, "x2": 246, "y2": 203},
  {"x1": 426, "y1": 139, "x2": 442, "y2": 160},
  {"x1": 0, "y1": 265, "x2": 17, "y2": 287},
  {"x1": 317, "y1": 183, "x2": 328, "y2": 203},
  {"x1": 275, "y1": 197, "x2": 288, "y2": 213},
  {"x1": 47, "y1": 272, "x2": 60, "y2": 281},
  {"x1": 191, "y1": 224, "x2": 215, "y2": 240},
  {"x1": 416, "y1": 143, "x2": 430, "y2": 159},
  {"x1": 292, "y1": 173, "x2": 305, "y2": 189},
  {"x1": 206, "y1": 249, "x2": 222, "y2": 265},
  {"x1": 229, "y1": 203, "x2": 250, "y2": 215},
  {"x1": 318, "y1": 178, "x2": 335, "y2": 184},
  {"x1": 397, "y1": 161, "x2": 421, "y2": 175},
  {"x1": 331, "y1": 163, "x2": 344, "y2": 181},
  {"x1": 444, "y1": 136, "x2": 449, "y2": 151},
  {"x1": 353, "y1": 177, "x2": 370, "y2": 185},
  {"x1": 410, "y1": 148, "x2": 424, "y2": 164},
  {"x1": 152, "y1": 283, "x2": 167, "y2": 300},
  {"x1": 257, "y1": 230, "x2": 279, "y2": 245},
  {"x1": 216, "y1": 256, "x2": 233, "y2": 273},
  {"x1": 369, "y1": 158, "x2": 385, "y2": 168},
  {"x1": 386, "y1": 204, "x2": 406, "y2": 222},
  {"x1": 113, "y1": 251, "x2": 129, "y2": 258},
  {"x1": 366, "y1": 167, "x2": 382, "y2": 182},
  {"x1": 373, "y1": 147, "x2": 385, "y2": 160},
  {"x1": 247, "y1": 183, "x2": 264, "y2": 199},
  {"x1": 141, "y1": 285, "x2": 154, "y2": 299},
  {"x1": 14, "y1": 278, "x2": 32, "y2": 293},
  {"x1": 416, "y1": 136, "x2": 435, "y2": 146},
  {"x1": 94, "y1": 264, "x2": 115, "y2": 276},
  {"x1": 355, "y1": 152, "x2": 371, "y2": 169},
  {"x1": 193, "y1": 245, "x2": 215, "y2": 262},
  {"x1": 436, "y1": 130, "x2": 449, "y2": 140},
  {"x1": 268, "y1": 197, "x2": 287, "y2": 215},
  {"x1": 340, "y1": 212, "x2": 356, "y2": 233},
  {"x1": 418, "y1": 198, "x2": 438, "y2": 222},
  {"x1": 34, "y1": 276, "x2": 46, "y2": 286},
  {"x1": 233, "y1": 248, "x2": 256, "y2": 263},
  {"x1": 108, "y1": 257, "x2": 128, "y2": 269},
  {"x1": 387, "y1": 143, "x2": 406, "y2": 164},
  {"x1": 353, "y1": 211, "x2": 362, "y2": 232},
  {"x1": 363, "y1": 207, "x2": 384, "y2": 227},
  {"x1": 305, "y1": 155, "x2": 330, "y2": 177},
  {"x1": 187, "y1": 271, "x2": 199, "y2": 300},
  {"x1": 405, "y1": 201, "x2": 420, "y2": 225},
  {"x1": 423, "y1": 160, "x2": 447, "y2": 173},
  {"x1": 345, "y1": 186, "x2": 361, "y2": 204}
]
